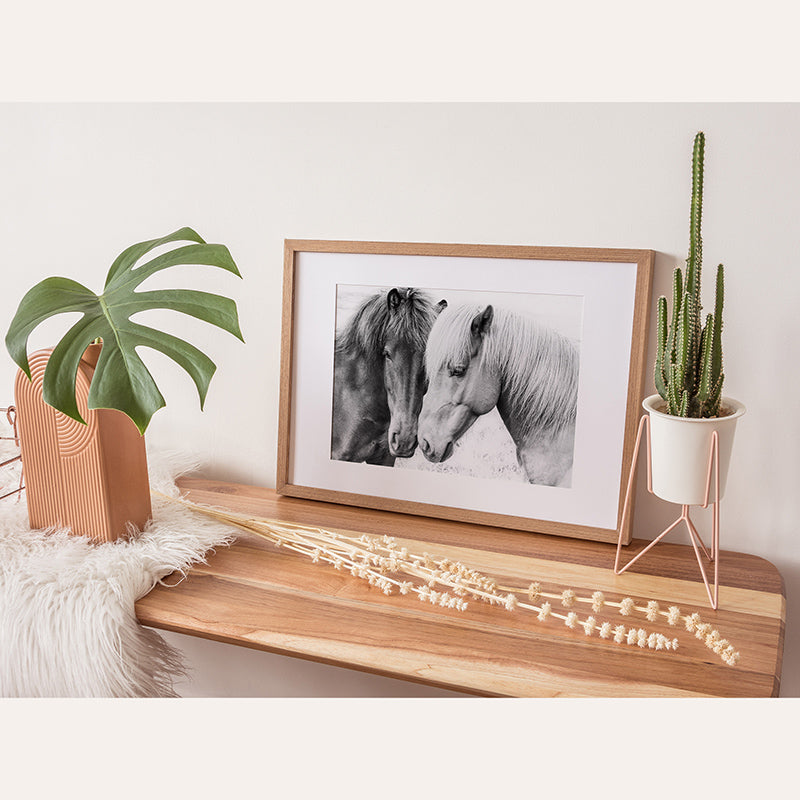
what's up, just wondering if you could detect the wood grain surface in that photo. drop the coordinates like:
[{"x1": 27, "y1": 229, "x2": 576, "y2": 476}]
[{"x1": 135, "y1": 478, "x2": 785, "y2": 697}]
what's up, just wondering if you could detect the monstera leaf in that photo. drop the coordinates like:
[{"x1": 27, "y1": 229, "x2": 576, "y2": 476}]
[{"x1": 5, "y1": 227, "x2": 244, "y2": 434}]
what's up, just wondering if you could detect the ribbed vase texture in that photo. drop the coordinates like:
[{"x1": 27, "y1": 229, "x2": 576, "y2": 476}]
[{"x1": 14, "y1": 346, "x2": 151, "y2": 543}]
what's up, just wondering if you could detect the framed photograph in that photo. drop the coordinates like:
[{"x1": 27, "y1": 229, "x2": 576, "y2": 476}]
[{"x1": 277, "y1": 240, "x2": 654, "y2": 544}]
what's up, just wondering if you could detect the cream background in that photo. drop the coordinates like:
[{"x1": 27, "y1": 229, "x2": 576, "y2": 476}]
[{"x1": 1, "y1": 103, "x2": 797, "y2": 697}]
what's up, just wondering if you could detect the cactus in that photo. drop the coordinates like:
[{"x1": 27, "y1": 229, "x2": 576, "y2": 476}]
[{"x1": 654, "y1": 131, "x2": 725, "y2": 418}]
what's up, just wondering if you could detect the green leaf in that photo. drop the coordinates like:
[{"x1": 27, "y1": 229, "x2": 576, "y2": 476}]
[
  {"x1": 105, "y1": 227, "x2": 206, "y2": 285},
  {"x1": 5, "y1": 227, "x2": 244, "y2": 434},
  {"x1": 4, "y1": 278, "x2": 98, "y2": 379}
]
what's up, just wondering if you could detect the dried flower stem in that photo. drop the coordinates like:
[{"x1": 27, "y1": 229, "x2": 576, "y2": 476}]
[
  {"x1": 164, "y1": 494, "x2": 739, "y2": 666},
  {"x1": 495, "y1": 582, "x2": 740, "y2": 666}
]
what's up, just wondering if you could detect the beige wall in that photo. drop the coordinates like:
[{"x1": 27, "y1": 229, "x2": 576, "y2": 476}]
[{"x1": 1, "y1": 103, "x2": 797, "y2": 696}]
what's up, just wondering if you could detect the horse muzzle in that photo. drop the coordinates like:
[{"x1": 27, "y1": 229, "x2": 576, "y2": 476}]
[
  {"x1": 419, "y1": 436, "x2": 453, "y2": 463},
  {"x1": 418, "y1": 403, "x2": 472, "y2": 463},
  {"x1": 389, "y1": 430, "x2": 418, "y2": 459}
]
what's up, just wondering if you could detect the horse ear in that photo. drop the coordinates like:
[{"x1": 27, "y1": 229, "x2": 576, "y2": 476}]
[
  {"x1": 387, "y1": 288, "x2": 402, "y2": 311},
  {"x1": 471, "y1": 305, "x2": 493, "y2": 339},
  {"x1": 435, "y1": 299, "x2": 448, "y2": 315}
]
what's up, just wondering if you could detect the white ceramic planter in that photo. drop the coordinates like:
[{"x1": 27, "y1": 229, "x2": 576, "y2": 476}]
[{"x1": 643, "y1": 394, "x2": 746, "y2": 506}]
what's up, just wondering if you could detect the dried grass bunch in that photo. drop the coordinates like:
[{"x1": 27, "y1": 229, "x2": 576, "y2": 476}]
[{"x1": 169, "y1": 495, "x2": 740, "y2": 667}]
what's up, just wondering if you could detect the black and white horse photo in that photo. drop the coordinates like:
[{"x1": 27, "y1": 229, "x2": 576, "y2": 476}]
[
  {"x1": 331, "y1": 286, "x2": 444, "y2": 465},
  {"x1": 417, "y1": 302, "x2": 579, "y2": 486}
]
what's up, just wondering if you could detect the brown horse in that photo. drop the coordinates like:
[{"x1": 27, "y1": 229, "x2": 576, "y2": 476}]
[
  {"x1": 331, "y1": 287, "x2": 445, "y2": 466},
  {"x1": 418, "y1": 303, "x2": 579, "y2": 486}
]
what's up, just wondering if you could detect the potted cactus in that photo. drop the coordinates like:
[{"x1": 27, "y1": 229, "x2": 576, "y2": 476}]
[{"x1": 644, "y1": 132, "x2": 745, "y2": 505}]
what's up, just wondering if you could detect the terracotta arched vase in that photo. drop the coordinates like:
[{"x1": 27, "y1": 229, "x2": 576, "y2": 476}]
[{"x1": 14, "y1": 344, "x2": 152, "y2": 543}]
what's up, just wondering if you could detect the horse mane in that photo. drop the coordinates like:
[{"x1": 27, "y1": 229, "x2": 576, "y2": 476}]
[
  {"x1": 426, "y1": 304, "x2": 579, "y2": 440},
  {"x1": 336, "y1": 288, "x2": 437, "y2": 362}
]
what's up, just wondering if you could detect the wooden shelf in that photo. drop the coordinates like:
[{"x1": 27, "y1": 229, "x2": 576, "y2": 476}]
[{"x1": 135, "y1": 478, "x2": 786, "y2": 697}]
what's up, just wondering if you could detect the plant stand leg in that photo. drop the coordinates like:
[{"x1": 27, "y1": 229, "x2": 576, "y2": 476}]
[
  {"x1": 614, "y1": 414, "x2": 650, "y2": 574},
  {"x1": 683, "y1": 506, "x2": 718, "y2": 609},
  {"x1": 614, "y1": 415, "x2": 722, "y2": 610},
  {"x1": 705, "y1": 430, "x2": 720, "y2": 608},
  {"x1": 0, "y1": 405, "x2": 25, "y2": 502}
]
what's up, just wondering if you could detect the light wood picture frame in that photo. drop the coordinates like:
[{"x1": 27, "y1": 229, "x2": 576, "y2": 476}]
[{"x1": 277, "y1": 240, "x2": 654, "y2": 544}]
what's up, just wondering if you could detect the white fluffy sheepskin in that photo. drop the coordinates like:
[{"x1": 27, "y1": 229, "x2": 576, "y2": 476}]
[{"x1": 0, "y1": 425, "x2": 238, "y2": 697}]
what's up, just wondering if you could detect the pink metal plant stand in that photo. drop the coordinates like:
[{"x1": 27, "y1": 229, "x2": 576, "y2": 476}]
[
  {"x1": 1, "y1": 405, "x2": 25, "y2": 501},
  {"x1": 614, "y1": 414, "x2": 722, "y2": 609}
]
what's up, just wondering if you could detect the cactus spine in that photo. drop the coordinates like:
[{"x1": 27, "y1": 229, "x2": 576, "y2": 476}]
[{"x1": 655, "y1": 131, "x2": 725, "y2": 418}]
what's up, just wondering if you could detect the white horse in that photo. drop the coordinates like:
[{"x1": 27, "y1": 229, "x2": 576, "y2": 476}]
[{"x1": 417, "y1": 303, "x2": 579, "y2": 486}]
